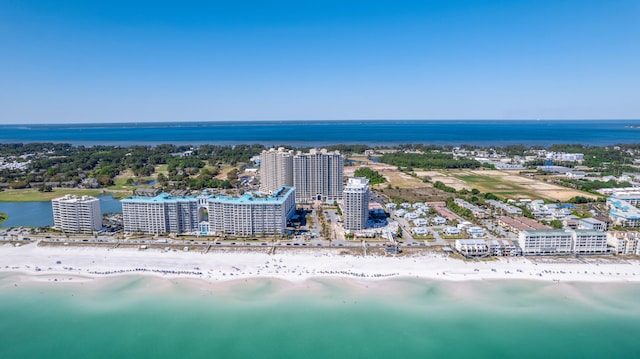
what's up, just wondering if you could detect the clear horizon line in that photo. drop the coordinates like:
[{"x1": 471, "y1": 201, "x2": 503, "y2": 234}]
[{"x1": 2, "y1": 118, "x2": 639, "y2": 126}]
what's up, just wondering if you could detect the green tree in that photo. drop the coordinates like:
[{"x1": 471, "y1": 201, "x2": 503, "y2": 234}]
[
  {"x1": 353, "y1": 167, "x2": 387, "y2": 185},
  {"x1": 549, "y1": 220, "x2": 563, "y2": 229}
]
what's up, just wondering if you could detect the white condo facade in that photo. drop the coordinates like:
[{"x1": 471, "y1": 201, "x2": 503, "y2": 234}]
[
  {"x1": 607, "y1": 231, "x2": 640, "y2": 255},
  {"x1": 259, "y1": 148, "x2": 294, "y2": 194},
  {"x1": 208, "y1": 186, "x2": 296, "y2": 236},
  {"x1": 518, "y1": 229, "x2": 608, "y2": 255},
  {"x1": 121, "y1": 187, "x2": 295, "y2": 236},
  {"x1": 293, "y1": 149, "x2": 344, "y2": 203},
  {"x1": 343, "y1": 177, "x2": 370, "y2": 231},
  {"x1": 51, "y1": 194, "x2": 102, "y2": 233},
  {"x1": 518, "y1": 230, "x2": 573, "y2": 255},
  {"x1": 121, "y1": 193, "x2": 202, "y2": 235},
  {"x1": 572, "y1": 229, "x2": 608, "y2": 254}
]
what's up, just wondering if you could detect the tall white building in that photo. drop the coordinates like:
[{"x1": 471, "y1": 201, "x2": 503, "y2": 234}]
[
  {"x1": 259, "y1": 148, "x2": 294, "y2": 194},
  {"x1": 343, "y1": 177, "x2": 369, "y2": 231},
  {"x1": 207, "y1": 186, "x2": 296, "y2": 236},
  {"x1": 293, "y1": 149, "x2": 344, "y2": 203},
  {"x1": 121, "y1": 193, "x2": 203, "y2": 235},
  {"x1": 121, "y1": 187, "x2": 295, "y2": 236},
  {"x1": 51, "y1": 194, "x2": 102, "y2": 233}
]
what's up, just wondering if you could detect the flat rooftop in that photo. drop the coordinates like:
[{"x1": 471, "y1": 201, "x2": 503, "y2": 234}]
[{"x1": 123, "y1": 186, "x2": 295, "y2": 205}]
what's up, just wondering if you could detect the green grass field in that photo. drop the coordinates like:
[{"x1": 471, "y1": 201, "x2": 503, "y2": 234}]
[
  {"x1": 0, "y1": 189, "x2": 107, "y2": 202},
  {"x1": 455, "y1": 174, "x2": 525, "y2": 192},
  {"x1": 155, "y1": 164, "x2": 169, "y2": 174},
  {"x1": 108, "y1": 168, "x2": 158, "y2": 190}
]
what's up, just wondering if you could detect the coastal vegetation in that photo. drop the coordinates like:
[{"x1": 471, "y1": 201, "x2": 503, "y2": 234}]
[
  {"x1": 324, "y1": 144, "x2": 369, "y2": 155},
  {"x1": 0, "y1": 211, "x2": 7, "y2": 224},
  {"x1": 0, "y1": 143, "x2": 265, "y2": 195},
  {"x1": 0, "y1": 142, "x2": 637, "y2": 204},
  {"x1": 353, "y1": 167, "x2": 386, "y2": 185},
  {"x1": 379, "y1": 152, "x2": 484, "y2": 170},
  {"x1": 445, "y1": 197, "x2": 475, "y2": 221},
  {"x1": 433, "y1": 181, "x2": 456, "y2": 193}
]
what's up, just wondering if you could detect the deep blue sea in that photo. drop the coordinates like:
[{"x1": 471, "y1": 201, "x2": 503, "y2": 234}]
[{"x1": 1, "y1": 120, "x2": 639, "y2": 146}]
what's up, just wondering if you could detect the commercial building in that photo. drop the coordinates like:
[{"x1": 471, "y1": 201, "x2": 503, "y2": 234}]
[
  {"x1": 608, "y1": 191, "x2": 640, "y2": 206},
  {"x1": 607, "y1": 197, "x2": 640, "y2": 228},
  {"x1": 546, "y1": 152, "x2": 584, "y2": 162},
  {"x1": 121, "y1": 187, "x2": 296, "y2": 236},
  {"x1": 51, "y1": 194, "x2": 102, "y2": 233},
  {"x1": 293, "y1": 149, "x2": 344, "y2": 203},
  {"x1": 343, "y1": 177, "x2": 370, "y2": 231},
  {"x1": 259, "y1": 148, "x2": 294, "y2": 194},
  {"x1": 207, "y1": 186, "x2": 296, "y2": 236}
]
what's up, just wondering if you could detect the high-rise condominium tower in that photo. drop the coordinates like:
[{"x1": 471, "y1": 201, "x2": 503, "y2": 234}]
[
  {"x1": 293, "y1": 149, "x2": 344, "y2": 203},
  {"x1": 259, "y1": 147, "x2": 294, "y2": 194},
  {"x1": 51, "y1": 194, "x2": 102, "y2": 233},
  {"x1": 343, "y1": 177, "x2": 370, "y2": 231}
]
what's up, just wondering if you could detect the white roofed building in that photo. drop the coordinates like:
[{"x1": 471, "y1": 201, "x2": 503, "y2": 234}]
[{"x1": 52, "y1": 194, "x2": 102, "y2": 233}]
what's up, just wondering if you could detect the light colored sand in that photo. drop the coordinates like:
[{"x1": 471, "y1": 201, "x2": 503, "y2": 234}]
[{"x1": 1, "y1": 243, "x2": 640, "y2": 285}]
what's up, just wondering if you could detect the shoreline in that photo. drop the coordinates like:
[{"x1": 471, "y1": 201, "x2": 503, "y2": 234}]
[{"x1": 2, "y1": 243, "x2": 640, "y2": 286}]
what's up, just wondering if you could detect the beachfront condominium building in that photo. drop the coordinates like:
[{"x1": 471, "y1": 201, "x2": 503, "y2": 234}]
[
  {"x1": 607, "y1": 231, "x2": 640, "y2": 255},
  {"x1": 517, "y1": 230, "x2": 573, "y2": 255},
  {"x1": 293, "y1": 149, "x2": 344, "y2": 203},
  {"x1": 207, "y1": 186, "x2": 296, "y2": 236},
  {"x1": 51, "y1": 194, "x2": 102, "y2": 233},
  {"x1": 121, "y1": 193, "x2": 202, "y2": 235},
  {"x1": 572, "y1": 229, "x2": 608, "y2": 255},
  {"x1": 517, "y1": 229, "x2": 608, "y2": 255},
  {"x1": 121, "y1": 187, "x2": 295, "y2": 236},
  {"x1": 454, "y1": 239, "x2": 489, "y2": 258},
  {"x1": 259, "y1": 147, "x2": 294, "y2": 194},
  {"x1": 343, "y1": 177, "x2": 369, "y2": 231}
]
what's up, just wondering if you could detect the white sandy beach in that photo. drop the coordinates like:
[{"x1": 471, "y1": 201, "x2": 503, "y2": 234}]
[{"x1": 2, "y1": 243, "x2": 640, "y2": 285}]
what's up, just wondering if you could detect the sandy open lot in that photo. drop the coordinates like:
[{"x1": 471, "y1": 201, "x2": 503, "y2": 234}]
[{"x1": 416, "y1": 169, "x2": 597, "y2": 201}]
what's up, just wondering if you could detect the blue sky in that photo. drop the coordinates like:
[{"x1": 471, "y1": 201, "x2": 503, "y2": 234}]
[{"x1": 0, "y1": 0, "x2": 638, "y2": 123}]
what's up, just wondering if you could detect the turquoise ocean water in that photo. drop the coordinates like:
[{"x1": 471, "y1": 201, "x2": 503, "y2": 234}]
[{"x1": 1, "y1": 275, "x2": 639, "y2": 359}]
